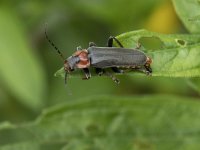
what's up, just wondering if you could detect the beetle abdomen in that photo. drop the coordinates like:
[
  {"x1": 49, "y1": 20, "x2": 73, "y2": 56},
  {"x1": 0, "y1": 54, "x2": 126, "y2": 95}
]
[{"x1": 88, "y1": 47, "x2": 147, "y2": 68}]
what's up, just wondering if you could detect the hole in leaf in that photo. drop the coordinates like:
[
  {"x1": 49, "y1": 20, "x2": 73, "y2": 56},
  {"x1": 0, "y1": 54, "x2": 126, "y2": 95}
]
[
  {"x1": 138, "y1": 36, "x2": 163, "y2": 50},
  {"x1": 175, "y1": 39, "x2": 186, "y2": 46}
]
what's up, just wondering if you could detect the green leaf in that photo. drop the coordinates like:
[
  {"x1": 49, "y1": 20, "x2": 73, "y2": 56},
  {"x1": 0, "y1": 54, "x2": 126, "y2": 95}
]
[
  {"x1": 55, "y1": 29, "x2": 200, "y2": 78},
  {"x1": 1, "y1": 95, "x2": 200, "y2": 149},
  {"x1": 172, "y1": 0, "x2": 200, "y2": 33},
  {"x1": 0, "y1": 9, "x2": 46, "y2": 109}
]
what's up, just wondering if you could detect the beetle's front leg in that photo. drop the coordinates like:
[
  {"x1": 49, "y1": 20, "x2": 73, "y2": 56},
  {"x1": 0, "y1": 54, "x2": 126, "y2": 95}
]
[{"x1": 82, "y1": 68, "x2": 91, "y2": 80}]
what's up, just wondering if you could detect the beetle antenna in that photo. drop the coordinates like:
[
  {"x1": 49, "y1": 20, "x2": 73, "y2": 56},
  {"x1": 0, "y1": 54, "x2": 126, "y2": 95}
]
[{"x1": 45, "y1": 24, "x2": 65, "y2": 61}]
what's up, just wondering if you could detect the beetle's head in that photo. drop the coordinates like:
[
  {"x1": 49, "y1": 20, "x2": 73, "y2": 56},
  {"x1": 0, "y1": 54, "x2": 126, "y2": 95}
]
[{"x1": 64, "y1": 56, "x2": 79, "y2": 72}]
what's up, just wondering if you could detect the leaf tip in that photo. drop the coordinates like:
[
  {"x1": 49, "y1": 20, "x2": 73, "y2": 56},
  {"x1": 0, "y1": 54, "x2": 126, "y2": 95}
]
[{"x1": 54, "y1": 67, "x2": 65, "y2": 78}]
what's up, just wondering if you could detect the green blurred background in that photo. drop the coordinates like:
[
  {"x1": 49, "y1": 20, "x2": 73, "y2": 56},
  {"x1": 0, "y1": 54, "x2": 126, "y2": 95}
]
[{"x1": 0, "y1": 0, "x2": 198, "y2": 124}]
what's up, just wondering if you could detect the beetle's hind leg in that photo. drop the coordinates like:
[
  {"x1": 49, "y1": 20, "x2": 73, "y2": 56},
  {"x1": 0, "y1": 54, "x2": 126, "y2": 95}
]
[
  {"x1": 82, "y1": 68, "x2": 91, "y2": 80},
  {"x1": 133, "y1": 66, "x2": 152, "y2": 76},
  {"x1": 144, "y1": 64, "x2": 152, "y2": 76}
]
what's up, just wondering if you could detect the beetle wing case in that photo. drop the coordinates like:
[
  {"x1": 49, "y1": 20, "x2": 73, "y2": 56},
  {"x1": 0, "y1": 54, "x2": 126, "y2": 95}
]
[{"x1": 88, "y1": 47, "x2": 147, "y2": 68}]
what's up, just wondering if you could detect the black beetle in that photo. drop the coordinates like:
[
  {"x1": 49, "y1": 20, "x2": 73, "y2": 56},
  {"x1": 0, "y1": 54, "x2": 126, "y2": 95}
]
[{"x1": 45, "y1": 31, "x2": 152, "y2": 84}]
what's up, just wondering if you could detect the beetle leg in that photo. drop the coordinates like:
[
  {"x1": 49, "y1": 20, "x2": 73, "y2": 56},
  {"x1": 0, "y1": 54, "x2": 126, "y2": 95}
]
[
  {"x1": 111, "y1": 67, "x2": 124, "y2": 73},
  {"x1": 77, "y1": 46, "x2": 82, "y2": 51},
  {"x1": 89, "y1": 42, "x2": 97, "y2": 47},
  {"x1": 133, "y1": 66, "x2": 152, "y2": 76},
  {"x1": 82, "y1": 68, "x2": 91, "y2": 80},
  {"x1": 96, "y1": 68, "x2": 120, "y2": 84},
  {"x1": 104, "y1": 71, "x2": 120, "y2": 84},
  {"x1": 144, "y1": 65, "x2": 152, "y2": 75},
  {"x1": 95, "y1": 68, "x2": 104, "y2": 76},
  {"x1": 107, "y1": 36, "x2": 124, "y2": 48}
]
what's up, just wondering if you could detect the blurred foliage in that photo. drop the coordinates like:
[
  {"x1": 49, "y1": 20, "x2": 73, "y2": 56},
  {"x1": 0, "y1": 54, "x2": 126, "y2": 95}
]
[
  {"x1": 0, "y1": 0, "x2": 200, "y2": 149},
  {"x1": 0, "y1": 9, "x2": 46, "y2": 110},
  {"x1": 2, "y1": 96, "x2": 200, "y2": 150}
]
